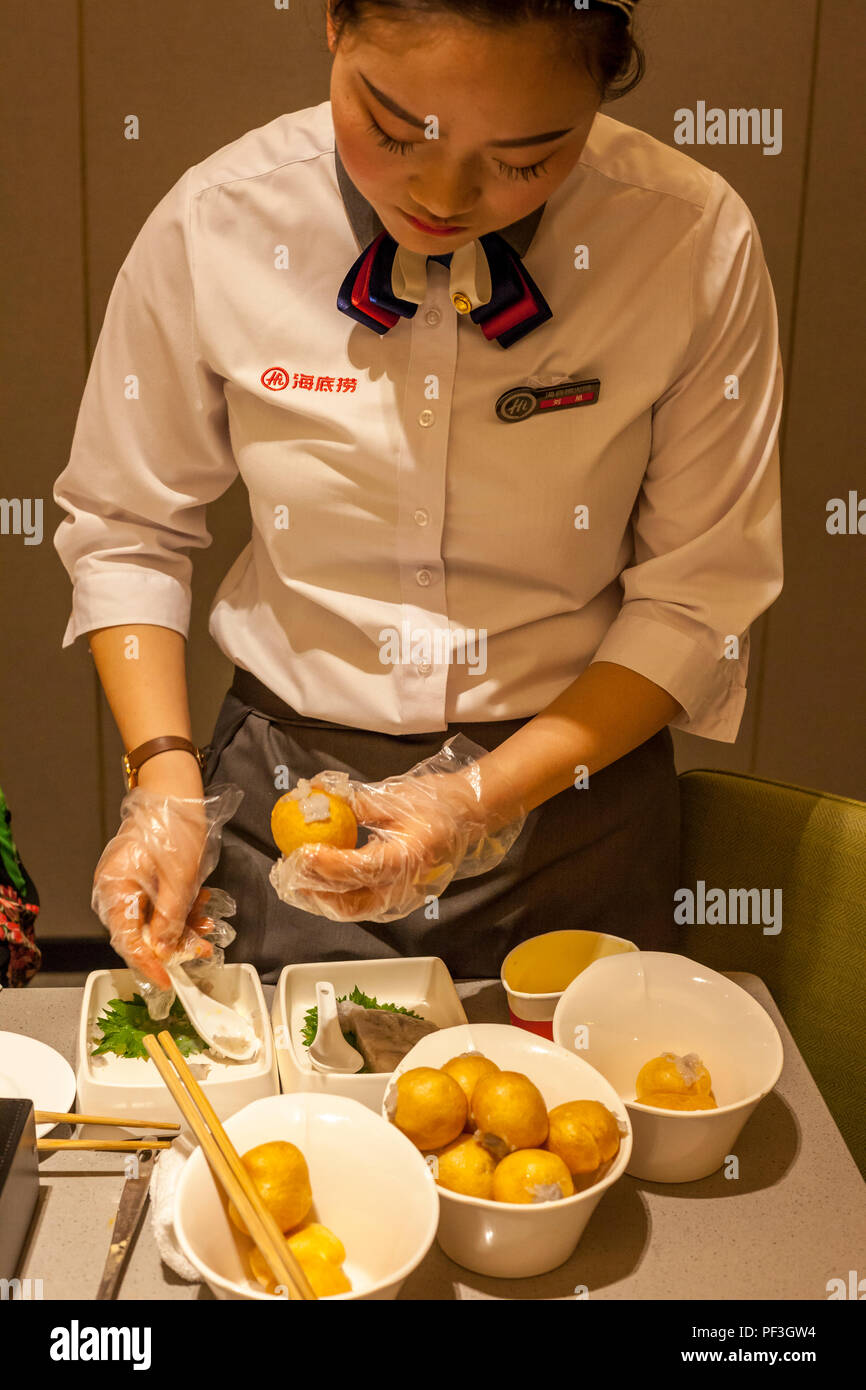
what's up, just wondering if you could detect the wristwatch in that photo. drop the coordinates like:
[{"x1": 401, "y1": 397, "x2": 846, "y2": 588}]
[{"x1": 122, "y1": 736, "x2": 206, "y2": 791}]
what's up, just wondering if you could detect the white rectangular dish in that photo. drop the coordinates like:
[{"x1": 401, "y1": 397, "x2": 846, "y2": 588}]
[
  {"x1": 77, "y1": 966, "x2": 279, "y2": 1126},
  {"x1": 272, "y1": 957, "x2": 468, "y2": 1111}
]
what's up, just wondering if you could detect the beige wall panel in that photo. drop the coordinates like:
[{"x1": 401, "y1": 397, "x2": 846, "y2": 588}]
[
  {"x1": 754, "y1": 0, "x2": 866, "y2": 800},
  {"x1": 78, "y1": 3, "x2": 334, "y2": 792},
  {"x1": 615, "y1": 0, "x2": 817, "y2": 777},
  {"x1": 624, "y1": 0, "x2": 815, "y2": 347},
  {"x1": 1, "y1": 2, "x2": 104, "y2": 941}
]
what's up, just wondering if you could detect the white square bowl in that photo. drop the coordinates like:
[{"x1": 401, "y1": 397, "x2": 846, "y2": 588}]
[
  {"x1": 77, "y1": 966, "x2": 279, "y2": 1126},
  {"x1": 271, "y1": 957, "x2": 468, "y2": 1111}
]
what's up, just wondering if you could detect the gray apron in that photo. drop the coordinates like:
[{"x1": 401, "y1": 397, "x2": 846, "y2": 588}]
[{"x1": 201, "y1": 666, "x2": 681, "y2": 982}]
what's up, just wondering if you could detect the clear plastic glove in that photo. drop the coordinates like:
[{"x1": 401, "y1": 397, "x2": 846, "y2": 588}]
[
  {"x1": 269, "y1": 734, "x2": 527, "y2": 923},
  {"x1": 91, "y1": 783, "x2": 244, "y2": 1018}
]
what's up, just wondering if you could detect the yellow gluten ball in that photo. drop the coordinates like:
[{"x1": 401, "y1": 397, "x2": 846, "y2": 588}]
[
  {"x1": 473, "y1": 1071, "x2": 549, "y2": 1156},
  {"x1": 635, "y1": 1052, "x2": 713, "y2": 1101},
  {"x1": 295, "y1": 1250, "x2": 353, "y2": 1297},
  {"x1": 271, "y1": 784, "x2": 358, "y2": 856},
  {"x1": 492, "y1": 1149, "x2": 575, "y2": 1204},
  {"x1": 440, "y1": 1052, "x2": 500, "y2": 1129},
  {"x1": 288, "y1": 1223, "x2": 352, "y2": 1297},
  {"x1": 287, "y1": 1221, "x2": 346, "y2": 1266},
  {"x1": 391, "y1": 1067, "x2": 468, "y2": 1150},
  {"x1": 547, "y1": 1100, "x2": 621, "y2": 1175},
  {"x1": 248, "y1": 1223, "x2": 353, "y2": 1298},
  {"x1": 435, "y1": 1134, "x2": 498, "y2": 1200},
  {"x1": 638, "y1": 1090, "x2": 718, "y2": 1111},
  {"x1": 227, "y1": 1140, "x2": 312, "y2": 1236},
  {"x1": 248, "y1": 1245, "x2": 279, "y2": 1295}
]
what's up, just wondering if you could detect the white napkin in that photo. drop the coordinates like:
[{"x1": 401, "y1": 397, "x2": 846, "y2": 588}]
[{"x1": 149, "y1": 1134, "x2": 200, "y2": 1282}]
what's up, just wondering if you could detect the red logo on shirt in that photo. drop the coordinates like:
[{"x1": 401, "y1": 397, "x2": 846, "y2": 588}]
[{"x1": 260, "y1": 367, "x2": 358, "y2": 394}]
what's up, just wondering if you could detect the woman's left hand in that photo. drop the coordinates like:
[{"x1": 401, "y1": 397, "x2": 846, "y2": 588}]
[{"x1": 268, "y1": 736, "x2": 527, "y2": 923}]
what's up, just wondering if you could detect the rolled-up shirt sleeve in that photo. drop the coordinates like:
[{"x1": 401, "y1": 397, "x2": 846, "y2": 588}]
[
  {"x1": 53, "y1": 167, "x2": 238, "y2": 647},
  {"x1": 590, "y1": 170, "x2": 784, "y2": 742}
]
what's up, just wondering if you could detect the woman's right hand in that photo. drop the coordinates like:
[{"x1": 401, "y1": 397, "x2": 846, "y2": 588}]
[{"x1": 91, "y1": 774, "x2": 244, "y2": 1006}]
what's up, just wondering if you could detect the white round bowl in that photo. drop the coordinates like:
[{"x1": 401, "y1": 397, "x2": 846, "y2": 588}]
[
  {"x1": 381, "y1": 1023, "x2": 632, "y2": 1279},
  {"x1": 174, "y1": 1092, "x2": 439, "y2": 1299},
  {"x1": 553, "y1": 951, "x2": 784, "y2": 1183}
]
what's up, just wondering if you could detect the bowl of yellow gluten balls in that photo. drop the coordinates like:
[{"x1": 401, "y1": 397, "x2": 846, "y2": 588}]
[
  {"x1": 381, "y1": 1022, "x2": 632, "y2": 1278},
  {"x1": 174, "y1": 1093, "x2": 439, "y2": 1299},
  {"x1": 553, "y1": 951, "x2": 784, "y2": 1183}
]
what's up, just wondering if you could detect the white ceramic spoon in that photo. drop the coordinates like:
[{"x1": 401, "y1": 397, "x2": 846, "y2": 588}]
[
  {"x1": 308, "y1": 981, "x2": 364, "y2": 1074},
  {"x1": 165, "y1": 964, "x2": 259, "y2": 1064}
]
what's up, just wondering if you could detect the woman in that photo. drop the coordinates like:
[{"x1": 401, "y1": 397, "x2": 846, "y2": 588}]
[{"x1": 53, "y1": 0, "x2": 783, "y2": 1011}]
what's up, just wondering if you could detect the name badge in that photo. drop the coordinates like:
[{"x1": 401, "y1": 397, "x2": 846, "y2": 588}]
[{"x1": 495, "y1": 377, "x2": 601, "y2": 423}]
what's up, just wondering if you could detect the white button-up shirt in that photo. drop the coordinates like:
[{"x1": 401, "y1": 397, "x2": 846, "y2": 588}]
[{"x1": 53, "y1": 100, "x2": 783, "y2": 741}]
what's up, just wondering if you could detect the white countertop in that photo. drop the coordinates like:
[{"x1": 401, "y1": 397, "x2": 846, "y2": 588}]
[{"x1": 3, "y1": 975, "x2": 864, "y2": 1300}]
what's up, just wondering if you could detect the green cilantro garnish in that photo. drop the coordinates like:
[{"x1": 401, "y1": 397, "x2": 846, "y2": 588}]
[
  {"x1": 91, "y1": 994, "x2": 208, "y2": 1060},
  {"x1": 301, "y1": 985, "x2": 426, "y2": 1058}
]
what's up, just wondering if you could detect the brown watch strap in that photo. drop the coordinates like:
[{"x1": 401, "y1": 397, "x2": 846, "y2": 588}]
[{"x1": 122, "y1": 736, "x2": 205, "y2": 789}]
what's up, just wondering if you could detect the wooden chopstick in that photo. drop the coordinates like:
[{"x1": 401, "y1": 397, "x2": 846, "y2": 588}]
[
  {"x1": 35, "y1": 1110, "x2": 180, "y2": 1131},
  {"x1": 143, "y1": 1031, "x2": 316, "y2": 1301},
  {"x1": 37, "y1": 1138, "x2": 174, "y2": 1151},
  {"x1": 155, "y1": 1031, "x2": 317, "y2": 1302}
]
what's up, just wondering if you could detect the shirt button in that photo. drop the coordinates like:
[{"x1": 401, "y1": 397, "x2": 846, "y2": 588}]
[
  {"x1": 418, "y1": 409, "x2": 434, "y2": 427},
  {"x1": 424, "y1": 309, "x2": 441, "y2": 327},
  {"x1": 417, "y1": 662, "x2": 432, "y2": 675},
  {"x1": 416, "y1": 568, "x2": 433, "y2": 587},
  {"x1": 413, "y1": 509, "x2": 429, "y2": 526}
]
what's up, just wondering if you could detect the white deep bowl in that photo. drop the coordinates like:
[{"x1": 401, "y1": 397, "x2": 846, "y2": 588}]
[
  {"x1": 381, "y1": 1023, "x2": 632, "y2": 1279},
  {"x1": 553, "y1": 952, "x2": 784, "y2": 1183},
  {"x1": 174, "y1": 1093, "x2": 439, "y2": 1299}
]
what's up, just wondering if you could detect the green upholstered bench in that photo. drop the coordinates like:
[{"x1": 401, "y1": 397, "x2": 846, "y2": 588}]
[{"x1": 677, "y1": 769, "x2": 866, "y2": 1178}]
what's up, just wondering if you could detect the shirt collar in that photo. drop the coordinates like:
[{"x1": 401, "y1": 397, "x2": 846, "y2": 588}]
[{"x1": 333, "y1": 141, "x2": 546, "y2": 258}]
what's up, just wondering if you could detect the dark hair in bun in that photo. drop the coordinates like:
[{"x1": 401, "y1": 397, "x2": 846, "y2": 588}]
[{"x1": 328, "y1": 0, "x2": 645, "y2": 103}]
